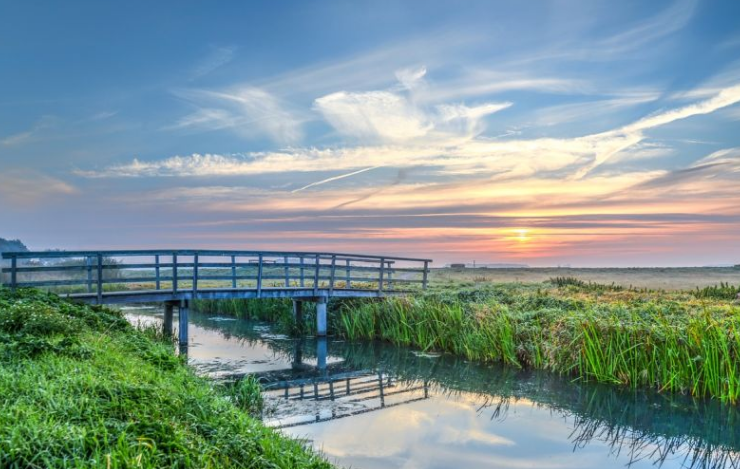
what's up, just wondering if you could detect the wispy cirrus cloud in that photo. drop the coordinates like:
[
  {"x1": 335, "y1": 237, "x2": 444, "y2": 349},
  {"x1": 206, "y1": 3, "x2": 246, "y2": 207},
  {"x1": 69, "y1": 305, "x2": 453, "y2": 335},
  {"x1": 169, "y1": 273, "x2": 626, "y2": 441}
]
[
  {"x1": 167, "y1": 86, "x2": 305, "y2": 144},
  {"x1": 0, "y1": 170, "x2": 78, "y2": 205},
  {"x1": 191, "y1": 45, "x2": 236, "y2": 79},
  {"x1": 1, "y1": 116, "x2": 58, "y2": 146},
  {"x1": 80, "y1": 80, "x2": 740, "y2": 185}
]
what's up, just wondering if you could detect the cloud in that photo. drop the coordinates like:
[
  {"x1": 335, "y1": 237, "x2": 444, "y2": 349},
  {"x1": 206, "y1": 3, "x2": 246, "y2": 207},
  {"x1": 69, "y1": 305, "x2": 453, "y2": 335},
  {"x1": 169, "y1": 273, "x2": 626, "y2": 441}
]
[
  {"x1": 168, "y1": 86, "x2": 304, "y2": 144},
  {"x1": 596, "y1": 0, "x2": 697, "y2": 55},
  {"x1": 623, "y1": 84, "x2": 740, "y2": 133},
  {"x1": 395, "y1": 66, "x2": 427, "y2": 91},
  {"x1": 0, "y1": 170, "x2": 78, "y2": 205},
  {"x1": 80, "y1": 81, "x2": 740, "y2": 199},
  {"x1": 192, "y1": 46, "x2": 236, "y2": 79},
  {"x1": 1, "y1": 116, "x2": 58, "y2": 146},
  {"x1": 315, "y1": 91, "x2": 431, "y2": 142},
  {"x1": 313, "y1": 68, "x2": 512, "y2": 144},
  {"x1": 292, "y1": 166, "x2": 381, "y2": 193}
]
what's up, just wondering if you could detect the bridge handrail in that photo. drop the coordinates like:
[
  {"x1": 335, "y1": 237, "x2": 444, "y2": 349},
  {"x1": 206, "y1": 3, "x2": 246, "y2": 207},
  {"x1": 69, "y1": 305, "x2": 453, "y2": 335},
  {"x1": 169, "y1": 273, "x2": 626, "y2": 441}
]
[
  {"x1": 1, "y1": 249, "x2": 432, "y2": 263},
  {"x1": 1, "y1": 249, "x2": 431, "y2": 300}
]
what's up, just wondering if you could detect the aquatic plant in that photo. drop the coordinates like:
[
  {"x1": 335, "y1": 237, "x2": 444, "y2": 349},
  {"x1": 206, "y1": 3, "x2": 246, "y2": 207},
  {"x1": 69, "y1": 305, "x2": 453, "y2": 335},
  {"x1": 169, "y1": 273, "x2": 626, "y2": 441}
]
[{"x1": 332, "y1": 284, "x2": 740, "y2": 403}]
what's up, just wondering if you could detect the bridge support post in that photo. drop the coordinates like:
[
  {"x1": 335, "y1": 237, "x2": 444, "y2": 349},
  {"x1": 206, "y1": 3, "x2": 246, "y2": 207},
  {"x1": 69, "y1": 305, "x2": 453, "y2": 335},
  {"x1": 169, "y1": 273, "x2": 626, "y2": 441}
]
[
  {"x1": 178, "y1": 300, "x2": 189, "y2": 347},
  {"x1": 316, "y1": 337, "x2": 327, "y2": 373},
  {"x1": 292, "y1": 300, "x2": 303, "y2": 334},
  {"x1": 316, "y1": 297, "x2": 327, "y2": 337},
  {"x1": 163, "y1": 302, "x2": 174, "y2": 336}
]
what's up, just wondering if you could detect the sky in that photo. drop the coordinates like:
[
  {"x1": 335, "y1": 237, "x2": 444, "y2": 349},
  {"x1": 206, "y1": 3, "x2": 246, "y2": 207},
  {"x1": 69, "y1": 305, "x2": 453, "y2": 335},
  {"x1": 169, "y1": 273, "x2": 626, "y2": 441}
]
[{"x1": 1, "y1": 0, "x2": 740, "y2": 267}]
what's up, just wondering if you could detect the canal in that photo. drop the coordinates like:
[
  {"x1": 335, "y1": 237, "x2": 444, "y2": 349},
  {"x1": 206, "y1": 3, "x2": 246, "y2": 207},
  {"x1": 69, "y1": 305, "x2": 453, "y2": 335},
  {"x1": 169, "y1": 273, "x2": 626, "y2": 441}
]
[{"x1": 125, "y1": 306, "x2": 740, "y2": 469}]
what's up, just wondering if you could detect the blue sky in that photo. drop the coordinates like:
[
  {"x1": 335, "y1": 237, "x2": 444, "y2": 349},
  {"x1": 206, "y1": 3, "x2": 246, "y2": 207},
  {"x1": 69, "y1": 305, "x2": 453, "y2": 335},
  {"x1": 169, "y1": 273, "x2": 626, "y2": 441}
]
[{"x1": 2, "y1": 0, "x2": 740, "y2": 266}]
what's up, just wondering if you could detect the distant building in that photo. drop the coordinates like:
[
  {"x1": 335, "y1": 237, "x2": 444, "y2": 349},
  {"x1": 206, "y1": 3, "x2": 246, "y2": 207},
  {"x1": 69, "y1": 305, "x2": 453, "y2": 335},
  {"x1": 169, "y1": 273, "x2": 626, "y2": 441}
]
[{"x1": 445, "y1": 262, "x2": 529, "y2": 269}]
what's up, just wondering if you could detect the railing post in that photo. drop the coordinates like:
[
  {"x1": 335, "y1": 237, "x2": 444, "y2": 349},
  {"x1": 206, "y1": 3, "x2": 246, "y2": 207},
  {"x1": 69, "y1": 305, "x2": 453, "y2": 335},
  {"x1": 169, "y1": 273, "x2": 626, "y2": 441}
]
[
  {"x1": 172, "y1": 254, "x2": 178, "y2": 293},
  {"x1": 422, "y1": 261, "x2": 429, "y2": 290},
  {"x1": 10, "y1": 255, "x2": 17, "y2": 291},
  {"x1": 155, "y1": 254, "x2": 161, "y2": 290},
  {"x1": 192, "y1": 253, "x2": 198, "y2": 296},
  {"x1": 284, "y1": 255, "x2": 290, "y2": 287},
  {"x1": 96, "y1": 254, "x2": 103, "y2": 304},
  {"x1": 387, "y1": 260, "x2": 393, "y2": 291},
  {"x1": 378, "y1": 257, "x2": 385, "y2": 294},
  {"x1": 313, "y1": 254, "x2": 320, "y2": 296},
  {"x1": 86, "y1": 256, "x2": 93, "y2": 293},
  {"x1": 300, "y1": 256, "x2": 305, "y2": 287},
  {"x1": 329, "y1": 255, "x2": 337, "y2": 295},
  {"x1": 257, "y1": 253, "x2": 263, "y2": 298},
  {"x1": 231, "y1": 255, "x2": 236, "y2": 289},
  {"x1": 345, "y1": 259, "x2": 351, "y2": 288}
]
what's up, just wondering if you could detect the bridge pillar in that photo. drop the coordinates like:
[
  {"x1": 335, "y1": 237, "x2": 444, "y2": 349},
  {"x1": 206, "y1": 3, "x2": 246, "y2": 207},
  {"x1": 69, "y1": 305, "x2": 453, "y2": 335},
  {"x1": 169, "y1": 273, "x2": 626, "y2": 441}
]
[
  {"x1": 163, "y1": 302, "x2": 174, "y2": 336},
  {"x1": 316, "y1": 297, "x2": 327, "y2": 336},
  {"x1": 316, "y1": 337, "x2": 327, "y2": 374},
  {"x1": 292, "y1": 300, "x2": 303, "y2": 328},
  {"x1": 178, "y1": 300, "x2": 189, "y2": 347}
]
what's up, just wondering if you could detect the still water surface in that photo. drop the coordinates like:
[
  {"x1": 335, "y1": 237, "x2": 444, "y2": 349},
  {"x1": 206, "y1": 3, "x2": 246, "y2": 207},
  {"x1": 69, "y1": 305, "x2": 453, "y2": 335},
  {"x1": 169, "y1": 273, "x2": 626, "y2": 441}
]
[{"x1": 124, "y1": 306, "x2": 740, "y2": 469}]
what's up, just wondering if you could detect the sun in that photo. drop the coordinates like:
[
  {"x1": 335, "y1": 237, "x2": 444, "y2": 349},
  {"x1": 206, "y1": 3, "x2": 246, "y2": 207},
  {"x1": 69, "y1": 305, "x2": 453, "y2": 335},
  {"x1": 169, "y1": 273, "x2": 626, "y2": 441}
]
[{"x1": 514, "y1": 229, "x2": 530, "y2": 243}]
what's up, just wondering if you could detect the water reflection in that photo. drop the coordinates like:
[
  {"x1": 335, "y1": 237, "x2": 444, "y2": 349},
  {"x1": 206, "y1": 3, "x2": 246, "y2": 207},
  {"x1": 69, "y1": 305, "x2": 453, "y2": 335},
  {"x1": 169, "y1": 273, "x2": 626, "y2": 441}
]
[{"x1": 125, "y1": 307, "x2": 740, "y2": 469}]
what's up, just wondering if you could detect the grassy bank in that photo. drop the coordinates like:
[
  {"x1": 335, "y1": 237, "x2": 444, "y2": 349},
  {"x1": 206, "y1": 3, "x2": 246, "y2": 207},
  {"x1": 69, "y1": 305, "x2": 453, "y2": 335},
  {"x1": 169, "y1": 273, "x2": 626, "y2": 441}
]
[
  {"x1": 190, "y1": 280, "x2": 740, "y2": 403},
  {"x1": 0, "y1": 288, "x2": 330, "y2": 468},
  {"x1": 333, "y1": 281, "x2": 740, "y2": 403}
]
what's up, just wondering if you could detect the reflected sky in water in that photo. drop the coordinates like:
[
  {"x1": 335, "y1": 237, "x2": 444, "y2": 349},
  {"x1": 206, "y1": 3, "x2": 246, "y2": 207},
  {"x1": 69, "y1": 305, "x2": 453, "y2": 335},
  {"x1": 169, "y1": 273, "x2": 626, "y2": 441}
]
[{"x1": 125, "y1": 306, "x2": 740, "y2": 469}]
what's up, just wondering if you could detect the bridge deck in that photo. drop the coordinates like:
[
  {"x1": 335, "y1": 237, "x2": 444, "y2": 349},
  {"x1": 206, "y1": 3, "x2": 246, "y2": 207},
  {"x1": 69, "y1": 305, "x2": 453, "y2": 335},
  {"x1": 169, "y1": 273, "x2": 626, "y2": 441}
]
[{"x1": 61, "y1": 286, "x2": 411, "y2": 305}]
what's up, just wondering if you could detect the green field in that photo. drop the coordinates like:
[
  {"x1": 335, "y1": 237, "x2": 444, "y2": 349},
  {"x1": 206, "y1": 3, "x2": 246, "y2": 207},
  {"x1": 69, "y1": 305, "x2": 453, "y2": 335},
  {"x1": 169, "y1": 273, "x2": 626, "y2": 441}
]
[{"x1": 429, "y1": 266, "x2": 740, "y2": 291}]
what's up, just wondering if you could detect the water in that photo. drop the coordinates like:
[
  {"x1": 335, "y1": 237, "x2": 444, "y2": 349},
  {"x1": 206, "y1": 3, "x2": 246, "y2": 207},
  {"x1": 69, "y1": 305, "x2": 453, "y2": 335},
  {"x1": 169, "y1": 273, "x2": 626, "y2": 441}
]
[{"x1": 124, "y1": 307, "x2": 740, "y2": 469}]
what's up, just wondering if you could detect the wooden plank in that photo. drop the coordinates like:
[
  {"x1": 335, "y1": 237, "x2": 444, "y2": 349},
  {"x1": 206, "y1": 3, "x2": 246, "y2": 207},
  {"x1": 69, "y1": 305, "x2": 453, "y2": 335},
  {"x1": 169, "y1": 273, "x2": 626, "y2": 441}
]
[
  {"x1": 284, "y1": 255, "x2": 290, "y2": 287},
  {"x1": 10, "y1": 256, "x2": 17, "y2": 290},
  {"x1": 155, "y1": 255, "x2": 161, "y2": 290},
  {"x1": 257, "y1": 253, "x2": 263, "y2": 298},
  {"x1": 231, "y1": 255, "x2": 237, "y2": 289},
  {"x1": 4, "y1": 249, "x2": 432, "y2": 263},
  {"x1": 172, "y1": 254, "x2": 178, "y2": 293},
  {"x1": 329, "y1": 255, "x2": 337, "y2": 295},
  {"x1": 96, "y1": 254, "x2": 103, "y2": 304},
  {"x1": 422, "y1": 261, "x2": 429, "y2": 290},
  {"x1": 192, "y1": 254, "x2": 199, "y2": 294},
  {"x1": 300, "y1": 256, "x2": 305, "y2": 287},
  {"x1": 86, "y1": 256, "x2": 93, "y2": 293},
  {"x1": 378, "y1": 258, "x2": 385, "y2": 293},
  {"x1": 345, "y1": 259, "x2": 351, "y2": 287}
]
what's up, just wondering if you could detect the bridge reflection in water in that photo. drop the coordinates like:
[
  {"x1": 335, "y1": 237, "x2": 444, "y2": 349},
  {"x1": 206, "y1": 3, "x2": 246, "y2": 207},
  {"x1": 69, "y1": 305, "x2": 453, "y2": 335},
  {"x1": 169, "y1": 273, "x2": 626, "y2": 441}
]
[
  {"x1": 128, "y1": 309, "x2": 740, "y2": 469},
  {"x1": 252, "y1": 338, "x2": 431, "y2": 428}
]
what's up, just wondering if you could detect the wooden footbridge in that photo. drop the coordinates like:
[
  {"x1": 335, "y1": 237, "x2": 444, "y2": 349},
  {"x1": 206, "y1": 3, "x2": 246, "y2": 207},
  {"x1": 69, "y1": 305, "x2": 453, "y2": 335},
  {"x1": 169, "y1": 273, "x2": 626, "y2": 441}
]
[{"x1": 1, "y1": 249, "x2": 431, "y2": 345}]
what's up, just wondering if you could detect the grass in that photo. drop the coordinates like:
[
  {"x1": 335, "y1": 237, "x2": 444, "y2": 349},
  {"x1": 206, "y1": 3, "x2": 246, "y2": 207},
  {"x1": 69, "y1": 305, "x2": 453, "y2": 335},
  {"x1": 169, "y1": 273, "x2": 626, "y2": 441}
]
[
  {"x1": 330, "y1": 282, "x2": 740, "y2": 403},
  {"x1": 0, "y1": 287, "x2": 331, "y2": 469},
  {"x1": 191, "y1": 280, "x2": 740, "y2": 403}
]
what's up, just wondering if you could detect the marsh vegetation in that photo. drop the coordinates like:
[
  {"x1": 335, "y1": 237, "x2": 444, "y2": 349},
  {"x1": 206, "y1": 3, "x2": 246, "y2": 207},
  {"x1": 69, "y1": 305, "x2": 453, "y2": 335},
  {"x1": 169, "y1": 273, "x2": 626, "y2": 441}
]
[{"x1": 0, "y1": 288, "x2": 329, "y2": 468}]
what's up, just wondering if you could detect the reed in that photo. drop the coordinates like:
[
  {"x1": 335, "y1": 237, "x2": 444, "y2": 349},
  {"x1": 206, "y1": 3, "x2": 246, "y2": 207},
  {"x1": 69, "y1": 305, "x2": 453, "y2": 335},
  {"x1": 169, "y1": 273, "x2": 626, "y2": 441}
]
[{"x1": 332, "y1": 284, "x2": 740, "y2": 403}]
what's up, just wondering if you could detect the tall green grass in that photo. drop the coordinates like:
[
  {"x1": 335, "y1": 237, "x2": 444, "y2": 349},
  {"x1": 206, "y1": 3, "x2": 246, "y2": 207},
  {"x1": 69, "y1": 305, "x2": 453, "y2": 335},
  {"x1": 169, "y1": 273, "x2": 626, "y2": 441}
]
[
  {"x1": 0, "y1": 288, "x2": 330, "y2": 468},
  {"x1": 332, "y1": 284, "x2": 740, "y2": 403}
]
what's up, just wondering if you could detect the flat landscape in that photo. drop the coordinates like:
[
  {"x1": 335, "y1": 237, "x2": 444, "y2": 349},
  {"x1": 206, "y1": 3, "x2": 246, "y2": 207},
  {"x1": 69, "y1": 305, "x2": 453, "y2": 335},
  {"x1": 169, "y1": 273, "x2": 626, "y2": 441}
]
[{"x1": 430, "y1": 267, "x2": 740, "y2": 291}]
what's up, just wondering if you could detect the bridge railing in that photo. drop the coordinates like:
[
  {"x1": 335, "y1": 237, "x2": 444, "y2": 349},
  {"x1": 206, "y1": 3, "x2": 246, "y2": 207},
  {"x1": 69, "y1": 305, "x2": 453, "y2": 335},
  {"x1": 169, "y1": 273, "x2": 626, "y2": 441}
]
[{"x1": 1, "y1": 250, "x2": 431, "y2": 299}]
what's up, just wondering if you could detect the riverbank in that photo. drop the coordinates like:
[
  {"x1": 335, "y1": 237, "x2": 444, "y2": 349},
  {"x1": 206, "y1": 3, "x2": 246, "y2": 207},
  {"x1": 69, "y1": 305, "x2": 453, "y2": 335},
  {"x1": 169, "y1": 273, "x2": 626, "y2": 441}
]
[
  {"x1": 0, "y1": 288, "x2": 330, "y2": 468},
  {"x1": 196, "y1": 279, "x2": 740, "y2": 403},
  {"x1": 334, "y1": 281, "x2": 740, "y2": 403}
]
